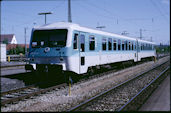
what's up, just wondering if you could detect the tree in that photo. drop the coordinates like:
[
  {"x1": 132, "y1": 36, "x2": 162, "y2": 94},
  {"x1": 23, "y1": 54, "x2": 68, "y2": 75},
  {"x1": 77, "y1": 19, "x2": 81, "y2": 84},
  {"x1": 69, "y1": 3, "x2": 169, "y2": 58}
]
[{"x1": 2, "y1": 38, "x2": 9, "y2": 44}]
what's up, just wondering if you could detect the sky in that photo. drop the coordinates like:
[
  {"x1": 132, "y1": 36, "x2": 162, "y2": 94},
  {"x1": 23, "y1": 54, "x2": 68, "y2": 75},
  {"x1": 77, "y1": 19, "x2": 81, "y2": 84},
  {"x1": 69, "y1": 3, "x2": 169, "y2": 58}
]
[{"x1": 1, "y1": 0, "x2": 170, "y2": 45}]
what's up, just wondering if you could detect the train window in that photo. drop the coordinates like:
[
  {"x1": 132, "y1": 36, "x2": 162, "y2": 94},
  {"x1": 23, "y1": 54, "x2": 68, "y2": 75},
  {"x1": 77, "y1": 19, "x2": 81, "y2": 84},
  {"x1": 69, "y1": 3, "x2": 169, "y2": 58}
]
[
  {"x1": 108, "y1": 38, "x2": 112, "y2": 50},
  {"x1": 135, "y1": 43, "x2": 136, "y2": 50},
  {"x1": 102, "y1": 38, "x2": 107, "y2": 50},
  {"x1": 81, "y1": 57, "x2": 85, "y2": 65},
  {"x1": 89, "y1": 36, "x2": 95, "y2": 50},
  {"x1": 132, "y1": 42, "x2": 134, "y2": 50},
  {"x1": 152, "y1": 45, "x2": 154, "y2": 50},
  {"x1": 144, "y1": 44, "x2": 146, "y2": 50},
  {"x1": 73, "y1": 33, "x2": 78, "y2": 49},
  {"x1": 150, "y1": 44, "x2": 152, "y2": 50},
  {"x1": 141, "y1": 43, "x2": 143, "y2": 50},
  {"x1": 125, "y1": 41, "x2": 128, "y2": 50},
  {"x1": 146, "y1": 44, "x2": 147, "y2": 50},
  {"x1": 113, "y1": 39, "x2": 117, "y2": 50},
  {"x1": 118, "y1": 39, "x2": 121, "y2": 50},
  {"x1": 122, "y1": 41, "x2": 125, "y2": 50},
  {"x1": 129, "y1": 41, "x2": 131, "y2": 50},
  {"x1": 142, "y1": 44, "x2": 144, "y2": 50},
  {"x1": 80, "y1": 34, "x2": 85, "y2": 52},
  {"x1": 32, "y1": 29, "x2": 68, "y2": 48}
]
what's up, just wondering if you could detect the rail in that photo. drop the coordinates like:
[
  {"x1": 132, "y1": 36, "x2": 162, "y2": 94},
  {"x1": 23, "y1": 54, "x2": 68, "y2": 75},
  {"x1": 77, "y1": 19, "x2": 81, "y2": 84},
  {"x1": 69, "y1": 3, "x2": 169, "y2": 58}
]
[
  {"x1": 1, "y1": 83, "x2": 67, "y2": 106},
  {"x1": 118, "y1": 66, "x2": 170, "y2": 111},
  {"x1": 68, "y1": 60, "x2": 169, "y2": 111}
]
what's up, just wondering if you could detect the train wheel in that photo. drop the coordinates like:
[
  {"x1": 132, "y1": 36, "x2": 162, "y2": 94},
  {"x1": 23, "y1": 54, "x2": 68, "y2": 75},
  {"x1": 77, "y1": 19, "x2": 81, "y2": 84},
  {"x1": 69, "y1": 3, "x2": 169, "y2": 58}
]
[{"x1": 87, "y1": 67, "x2": 94, "y2": 76}]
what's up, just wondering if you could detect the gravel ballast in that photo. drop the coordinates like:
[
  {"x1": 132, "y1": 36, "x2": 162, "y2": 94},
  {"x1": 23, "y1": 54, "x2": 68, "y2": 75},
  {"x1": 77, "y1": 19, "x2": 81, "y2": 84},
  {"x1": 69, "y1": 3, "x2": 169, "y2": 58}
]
[{"x1": 1, "y1": 56, "x2": 169, "y2": 112}]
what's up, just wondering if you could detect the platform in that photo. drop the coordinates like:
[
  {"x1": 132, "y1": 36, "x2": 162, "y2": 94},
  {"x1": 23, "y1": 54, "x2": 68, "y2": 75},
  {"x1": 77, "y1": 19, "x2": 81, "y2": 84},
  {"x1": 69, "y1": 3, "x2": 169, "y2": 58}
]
[{"x1": 139, "y1": 74, "x2": 170, "y2": 111}]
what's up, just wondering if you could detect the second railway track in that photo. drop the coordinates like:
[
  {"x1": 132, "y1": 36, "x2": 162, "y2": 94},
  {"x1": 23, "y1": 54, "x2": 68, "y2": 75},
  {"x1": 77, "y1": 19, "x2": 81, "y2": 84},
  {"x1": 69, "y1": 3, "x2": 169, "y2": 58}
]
[{"x1": 68, "y1": 60, "x2": 170, "y2": 111}]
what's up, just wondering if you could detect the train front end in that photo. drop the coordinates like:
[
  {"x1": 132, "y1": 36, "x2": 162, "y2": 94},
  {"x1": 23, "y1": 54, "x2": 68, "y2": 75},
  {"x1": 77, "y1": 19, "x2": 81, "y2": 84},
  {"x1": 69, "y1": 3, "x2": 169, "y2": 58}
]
[{"x1": 25, "y1": 27, "x2": 69, "y2": 73}]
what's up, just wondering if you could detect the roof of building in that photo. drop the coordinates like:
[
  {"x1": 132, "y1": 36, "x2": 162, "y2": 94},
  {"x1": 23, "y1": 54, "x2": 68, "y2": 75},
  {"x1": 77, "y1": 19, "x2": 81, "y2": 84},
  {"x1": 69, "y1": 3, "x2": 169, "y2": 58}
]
[{"x1": 0, "y1": 34, "x2": 15, "y2": 43}]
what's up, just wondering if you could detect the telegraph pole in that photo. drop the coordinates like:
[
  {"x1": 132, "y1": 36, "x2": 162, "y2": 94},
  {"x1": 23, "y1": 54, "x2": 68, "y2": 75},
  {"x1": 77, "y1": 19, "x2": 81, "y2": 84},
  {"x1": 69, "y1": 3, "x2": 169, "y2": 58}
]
[
  {"x1": 150, "y1": 37, "x2": 153, "y2": 42},
  {"x1": 38, "y1": 12, "x2": 52, "y2": 24},
  {"x1": 140, "y1": 29, "x2": 142, "y2": 39},
  {"x1": 24, "y1": 27, "x2": 27, "y2": 55},
  {"x1": 68, "y1": 0, "x2": 72, "y2": 22}
]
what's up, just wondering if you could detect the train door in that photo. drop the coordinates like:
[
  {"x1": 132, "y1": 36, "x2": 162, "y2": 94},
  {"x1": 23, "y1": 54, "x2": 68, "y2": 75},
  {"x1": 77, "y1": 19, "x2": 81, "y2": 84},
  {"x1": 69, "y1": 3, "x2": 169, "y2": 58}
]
[{"x1": 79, "y1": 32, "x2": 86, "y2": 74}]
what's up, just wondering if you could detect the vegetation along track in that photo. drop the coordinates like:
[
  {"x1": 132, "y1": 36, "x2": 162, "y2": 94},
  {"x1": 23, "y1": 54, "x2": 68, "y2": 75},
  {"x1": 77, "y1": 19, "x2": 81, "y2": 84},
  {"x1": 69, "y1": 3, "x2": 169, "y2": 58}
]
[
  {"x1": 68, "y1": 60, "x2": 170, "y2": 111},
  {"x1": 1, "y1": 83, "x2": 67, "y2": 106}
]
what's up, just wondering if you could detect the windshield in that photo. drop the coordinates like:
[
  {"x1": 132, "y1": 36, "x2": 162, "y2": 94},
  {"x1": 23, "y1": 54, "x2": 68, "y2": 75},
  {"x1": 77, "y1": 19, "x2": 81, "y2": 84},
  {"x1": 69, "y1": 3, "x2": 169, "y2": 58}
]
[{"x1": 31, "y1": 29, "x2": 68, "y2": 48}]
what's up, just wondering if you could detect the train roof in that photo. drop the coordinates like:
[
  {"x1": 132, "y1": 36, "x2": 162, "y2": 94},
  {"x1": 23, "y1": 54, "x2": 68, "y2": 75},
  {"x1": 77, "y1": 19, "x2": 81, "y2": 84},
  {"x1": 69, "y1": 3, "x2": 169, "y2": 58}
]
[{"x1": 34, "y1": 22, "x2": 155, "y2": 44}]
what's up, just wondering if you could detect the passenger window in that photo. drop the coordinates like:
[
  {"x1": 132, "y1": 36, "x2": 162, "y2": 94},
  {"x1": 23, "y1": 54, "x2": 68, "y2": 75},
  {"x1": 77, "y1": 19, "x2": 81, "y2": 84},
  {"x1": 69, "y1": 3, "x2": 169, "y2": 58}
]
[
  {"x1": 125, "y1": 41, "x2": 128, "y2": 50},
  {"x1": 73, "y1": 33, "x2": 78, "y2": 49},
  {"x1": 118, "y1": 39, "x2": 121, "y2": 50},
  {"x1": 122, "y1": 40, "x2": 125, "y2": 50},
  {"x1": 80, "y1": 34, "x2": 85, "y2": 52},
  {"x1": 113, "y1": 39, "x2": 117, "y2": 50},
  {"x1": 142, "y1": 44, "x2": 144, "y2": 50},
  {"x1": 102, "y1": 38, "x2": 107, "y2": 50},
  {"x1": 141, "y1": 44, "x2": 143, "y2": 50},
  {"x1": 129, "y1": 41, "x2": 131, "y2": 50},
  {"x1": 132, "y1": 42, "x2": 134, "y2": 50},
  {"x1": 152, "y1": 45, "x2": 154, "y2": 50},
  {"x1": 89, "y1": 36, "x2": 95, "y2": 50},
  {"x1": 108, "y1": 38, "x2": 112, "y2": 50}
]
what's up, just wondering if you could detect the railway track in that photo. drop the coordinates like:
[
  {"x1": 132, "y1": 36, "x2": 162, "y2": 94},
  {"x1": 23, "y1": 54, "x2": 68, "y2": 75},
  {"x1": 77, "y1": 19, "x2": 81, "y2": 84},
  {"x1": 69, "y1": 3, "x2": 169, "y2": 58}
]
[
  {"x1": 1, "y1": 83, "x2": 67, "y2": 106},
  {"x1": 1, "y1": 56, "x2": 169, "y2": 109},
  {"x1": 1, "y1": 64, "x2": 25, "y2": 69},
  {"x1": 68, "y1": 60, "x2": 170, "y2": 111}
]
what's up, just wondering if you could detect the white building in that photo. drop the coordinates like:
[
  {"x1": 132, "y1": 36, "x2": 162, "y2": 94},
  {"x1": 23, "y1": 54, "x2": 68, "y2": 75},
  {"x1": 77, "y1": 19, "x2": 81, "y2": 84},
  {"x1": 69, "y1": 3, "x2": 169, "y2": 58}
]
[
  {"x1": 0, "y1": 44, "x2": 6, "y2": 62},
  {"x1": 0, "y1": 34, "x2": 17, "y2": 44}
]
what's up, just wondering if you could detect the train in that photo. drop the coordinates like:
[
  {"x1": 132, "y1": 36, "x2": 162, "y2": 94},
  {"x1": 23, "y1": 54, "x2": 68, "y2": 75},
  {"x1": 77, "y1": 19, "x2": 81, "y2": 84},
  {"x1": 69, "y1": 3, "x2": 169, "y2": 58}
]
[{"x1": 25, "y1": 22, "x2": 156, "y2": 74}]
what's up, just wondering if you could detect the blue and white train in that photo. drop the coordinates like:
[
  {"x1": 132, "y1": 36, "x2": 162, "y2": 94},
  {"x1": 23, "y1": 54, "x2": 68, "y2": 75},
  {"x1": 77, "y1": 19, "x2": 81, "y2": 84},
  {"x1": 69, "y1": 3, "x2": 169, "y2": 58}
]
[{"x1": 25, "y1": 22, "x2": 156, "y2": 74}]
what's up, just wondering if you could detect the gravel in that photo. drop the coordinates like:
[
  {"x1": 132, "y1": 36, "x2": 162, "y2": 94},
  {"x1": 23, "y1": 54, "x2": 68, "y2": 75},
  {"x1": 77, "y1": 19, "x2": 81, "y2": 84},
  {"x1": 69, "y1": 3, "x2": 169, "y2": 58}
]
[
  {"x1": 1, "y1": 78, "x2": 25, "y2": 92},
  {"x1": 1, "y1": 56, "x2": 169, "y2": 112}
]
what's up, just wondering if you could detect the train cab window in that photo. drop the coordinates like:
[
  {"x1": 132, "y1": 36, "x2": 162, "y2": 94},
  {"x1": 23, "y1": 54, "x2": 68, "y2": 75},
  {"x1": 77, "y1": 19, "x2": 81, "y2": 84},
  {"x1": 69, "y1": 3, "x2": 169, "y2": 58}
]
[
  {"x1": 89, "y1": 36, "x2": 95, "y2": 50},
  {"x1": 113, "y1": 39, "x2": 117, "y2": 50},
  {"x1": 118, "y1": 39, "x2": 121, "y2": 50},
  {"x1": 102, "y1": 38, "x2": 107, "y2": 50},
  {"x1": 108, "y1": 38, "x2": 112, "y2": 50},
  {"x1": 122, "y1": 41, "x2": 125, "y2": 50},
  {"x1": 129, "y1": 42, "x2": 131, "y2": 50},
  {"x1": 132, "y1": 42, "x2": 134, "y2": 50},
  {"x1": 73, "y1": 33, "x2": 78, "y2": 49},
  {"x1": 80, "y1": 34, "x2": 85, "y2": 52},
  {"x1": 135, "y1": 43, "x2": 136, "y2": 50}
]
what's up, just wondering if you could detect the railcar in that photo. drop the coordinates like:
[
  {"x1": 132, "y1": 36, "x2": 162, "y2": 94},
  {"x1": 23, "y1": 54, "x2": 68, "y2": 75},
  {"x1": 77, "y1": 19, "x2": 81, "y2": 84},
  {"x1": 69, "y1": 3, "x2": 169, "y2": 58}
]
[{"x1": 25, "y1": 22, "x2": 156, "y2": 74}]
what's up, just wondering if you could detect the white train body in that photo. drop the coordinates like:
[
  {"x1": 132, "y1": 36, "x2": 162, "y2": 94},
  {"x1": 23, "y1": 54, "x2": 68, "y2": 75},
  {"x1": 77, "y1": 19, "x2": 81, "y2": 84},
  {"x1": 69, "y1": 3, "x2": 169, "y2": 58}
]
[{"x1": 26, "y1": 22, "x2": 156, "y2": 74}]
